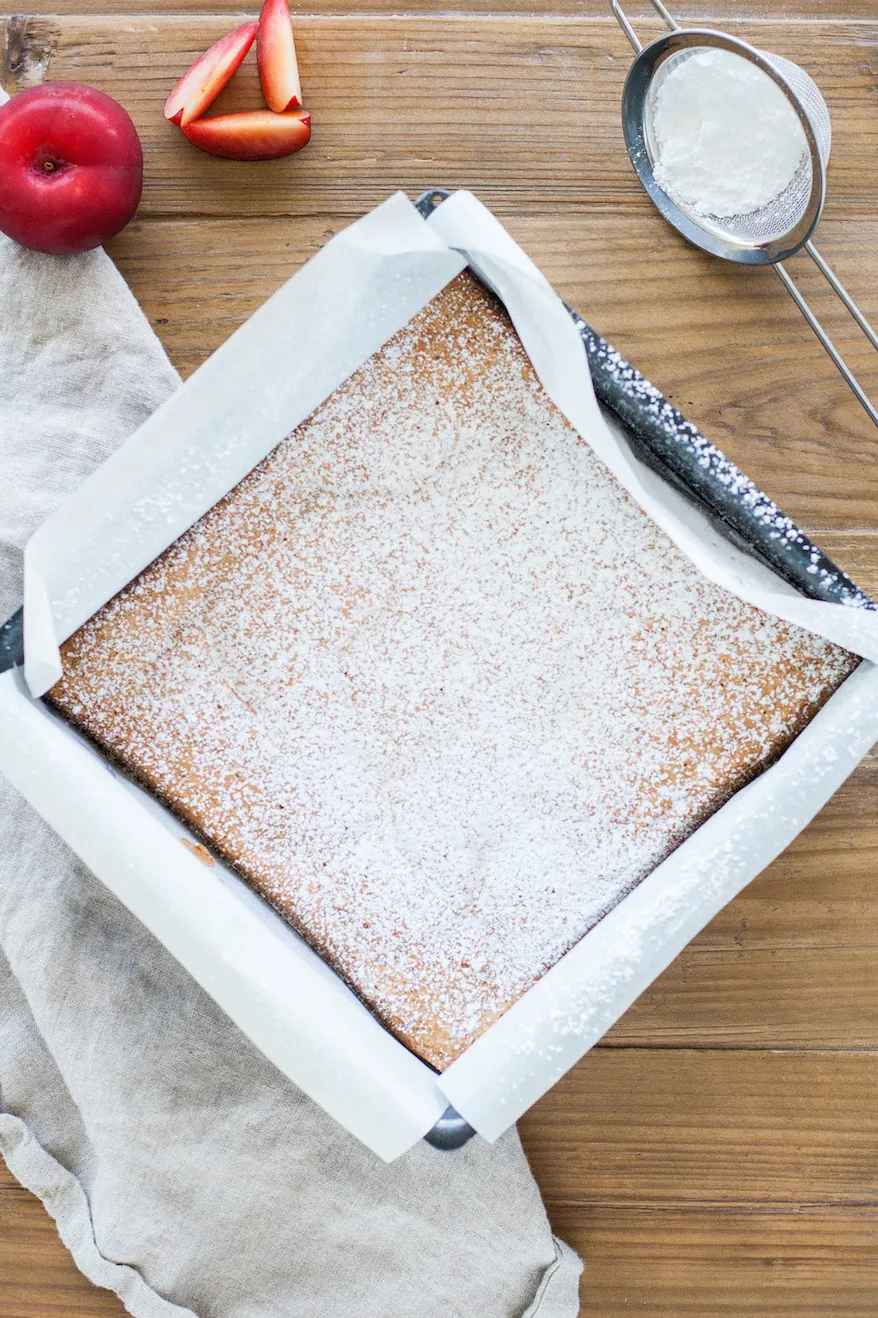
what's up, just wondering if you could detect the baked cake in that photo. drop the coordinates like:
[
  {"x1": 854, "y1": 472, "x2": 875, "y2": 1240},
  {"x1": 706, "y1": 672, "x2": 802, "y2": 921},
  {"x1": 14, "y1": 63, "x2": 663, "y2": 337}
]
[{"x1": 47, "y1": 273, "x2": 858, "y2": 1069}]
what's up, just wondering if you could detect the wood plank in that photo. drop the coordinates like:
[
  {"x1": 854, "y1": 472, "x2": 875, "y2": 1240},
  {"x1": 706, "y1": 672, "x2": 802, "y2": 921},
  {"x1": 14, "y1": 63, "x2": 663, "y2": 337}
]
[
  {"x1": 0, "y1": 1163, "x2": 125, "y2": 1316},
  {"x1": 4, "y1": 1, "x2": 872, "y2": 20},
  {"x1": 6, "y1": 1167, "x2": 878, "y2": 1318},
  {"x1": 2, "y1": 5, "x2": 877, "y2": 1317},
  {"x1": 693, "y1": 758, "x2": 878, "y2": 953},
  {"x1": 3, "y1": 17, "x2": 877, "y2": 221},
  {"x1": 519, "y1": 1048, "x2": 878, "y2": 1207},
  {"x1": 551, "y1": 1205, "x2": 878, "y2": 1317},
  {"x1": 815, "y1": 535, "x2": 878, "y2": 597},
  {"x1": 5, "y1": 1174, "x2": 878, "y2": 1318},
  {"x1": 106, "y1": 212, "x2": 878, "y2": 532},
  {"x1": 605, "y1": 946, "x2": 878, "y2": 1048}
]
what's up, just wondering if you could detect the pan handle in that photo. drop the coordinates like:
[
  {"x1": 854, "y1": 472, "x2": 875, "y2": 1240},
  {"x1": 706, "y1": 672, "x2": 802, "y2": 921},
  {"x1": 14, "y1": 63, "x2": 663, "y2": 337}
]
[{"x1": 424, "y1": 1106, "x2": 477, "y2": 1151}]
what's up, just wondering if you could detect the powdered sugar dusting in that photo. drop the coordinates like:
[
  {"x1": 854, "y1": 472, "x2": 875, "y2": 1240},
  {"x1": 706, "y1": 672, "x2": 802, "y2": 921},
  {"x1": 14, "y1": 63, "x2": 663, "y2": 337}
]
[
  {"x1": 571, "y1": 307, "x2": 874, "y2": 609},
  {"x1": 50, "y1": 275, "x2": 857, "y2": 1069}
]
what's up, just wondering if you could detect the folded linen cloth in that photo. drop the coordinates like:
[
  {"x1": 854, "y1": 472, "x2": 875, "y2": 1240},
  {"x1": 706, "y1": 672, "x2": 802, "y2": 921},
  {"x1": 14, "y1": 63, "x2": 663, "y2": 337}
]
[{"x1": 0, "y1": 203, "x2": 583, "y2": 1313}]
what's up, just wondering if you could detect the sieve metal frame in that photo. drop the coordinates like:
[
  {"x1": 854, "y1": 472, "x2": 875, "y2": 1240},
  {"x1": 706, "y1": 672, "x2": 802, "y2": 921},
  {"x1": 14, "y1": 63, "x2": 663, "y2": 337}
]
[
  {"x1": 611, "y1": 0, "x2": 878, "y2": 430},
  {"x1": 620, "y1": 28, "x2": 825, "y2": 266}
]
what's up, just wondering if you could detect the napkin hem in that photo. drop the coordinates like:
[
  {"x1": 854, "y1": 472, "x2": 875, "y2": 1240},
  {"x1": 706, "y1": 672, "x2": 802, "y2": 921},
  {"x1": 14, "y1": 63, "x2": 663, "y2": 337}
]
[
  {"x1": 0, "y1": 1111, "x2": 197, "y2": 1318},
  {"x1": 524, "y1": 1237, "x2": 584, "y2": 1316},
  {"x1": 1, "y1": 1110, "x2": 582, "y2": 1317}
]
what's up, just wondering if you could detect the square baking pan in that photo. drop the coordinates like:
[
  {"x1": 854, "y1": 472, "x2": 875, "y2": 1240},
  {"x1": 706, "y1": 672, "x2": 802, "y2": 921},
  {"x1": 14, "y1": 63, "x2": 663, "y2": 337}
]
[{"x1": 0, "y1": 189, "x2": 874, "y2": 1156}]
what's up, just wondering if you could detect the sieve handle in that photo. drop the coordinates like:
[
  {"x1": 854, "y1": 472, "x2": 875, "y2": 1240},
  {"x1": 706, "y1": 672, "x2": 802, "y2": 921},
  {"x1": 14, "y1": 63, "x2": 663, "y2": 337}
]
[
  {"x1": 611, "y1": 0, "x2": 678, "y2": 54},
  {"x1": 806, "y1": 242, "x2": 878, "y2": 353},
  {"x1": 774, "y1": 262, "x2": 878, "y2": 429}
]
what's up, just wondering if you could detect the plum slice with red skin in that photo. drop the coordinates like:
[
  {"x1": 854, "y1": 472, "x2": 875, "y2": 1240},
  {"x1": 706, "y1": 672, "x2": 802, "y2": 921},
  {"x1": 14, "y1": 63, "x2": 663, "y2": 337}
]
[
  {"x1": 183, "y1": 108, "x2": 310, "y2": 160},
  {"x1": 257, "y1": 0, "x2": 303, "y2": 113},
  {"x1": 164, "y1": 22, "x2": 258, "y2": 128}
]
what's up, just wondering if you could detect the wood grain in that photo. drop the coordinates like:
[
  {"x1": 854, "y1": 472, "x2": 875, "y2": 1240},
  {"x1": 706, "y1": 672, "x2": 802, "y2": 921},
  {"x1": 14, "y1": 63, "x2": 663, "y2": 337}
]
[
  {"x1": 3, "y1": 1, "x2": 873, "y2": 21},
  {"x1": 2, "y1": 2, "x2": 878, "y2": 1315},
  {"x1": 680, "y1": 759, "x2": 878, "y2": 953},
  {"x1": 555, "y1": 1206, "x2": 878, "y2": 1317},
  {"x1": 606, "y1": 946, "x2": 878, "y2": 1048},
  {"x1": 0, "y1": 1165, "x2": 125, "y2": 1315},
  {"x1": 3, "y1": 17, "x2": 877, "y2": 220},
  {"x1": 5, "y1": 1128, "x2": 878, "y2": 1317},
  {"x1": 519, "y1": 1049, "x2": 878, "y2": 1207}
]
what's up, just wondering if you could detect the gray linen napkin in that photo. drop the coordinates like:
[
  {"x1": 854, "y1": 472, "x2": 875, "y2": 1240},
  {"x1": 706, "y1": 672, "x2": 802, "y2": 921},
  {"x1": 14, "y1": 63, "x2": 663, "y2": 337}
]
[{"x1": 0, "y1": 187, "x2": 583, "y2": 1313}]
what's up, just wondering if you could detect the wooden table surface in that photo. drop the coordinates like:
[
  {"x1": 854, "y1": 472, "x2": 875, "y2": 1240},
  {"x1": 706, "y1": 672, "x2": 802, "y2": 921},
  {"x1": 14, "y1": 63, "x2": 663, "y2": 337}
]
[{"x1": 2, "y1": 1, "x2": 878, "y2": 1314}]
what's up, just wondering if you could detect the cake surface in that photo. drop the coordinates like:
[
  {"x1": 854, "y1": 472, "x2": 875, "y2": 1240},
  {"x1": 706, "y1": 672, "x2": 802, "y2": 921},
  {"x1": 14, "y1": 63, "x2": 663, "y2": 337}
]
[{"x1": 48, "y1": 273, "x2": 858, "y2": 1069}]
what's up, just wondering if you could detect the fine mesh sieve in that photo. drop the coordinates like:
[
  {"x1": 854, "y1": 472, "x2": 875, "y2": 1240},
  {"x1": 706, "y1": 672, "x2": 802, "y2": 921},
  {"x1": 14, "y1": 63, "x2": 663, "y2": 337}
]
[
  {"x1": 611, "y1": 0, "x2": 878, "y2": 429},
  {"x1": 643, "y1": 48, "x2": 829, "y2": 246}
]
